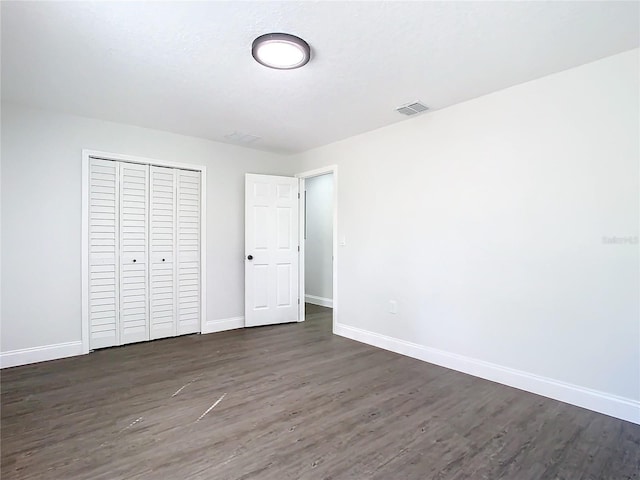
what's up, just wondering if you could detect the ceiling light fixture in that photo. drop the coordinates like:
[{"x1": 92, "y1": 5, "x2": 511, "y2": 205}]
[{"x1": 252, "y1": 33, "x2": 311, "y2": 70}]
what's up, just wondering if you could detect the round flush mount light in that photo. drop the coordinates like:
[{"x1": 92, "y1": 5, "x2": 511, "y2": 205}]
[{"x1": 252, "y1": 33, "x2": 311, "y2": 70}]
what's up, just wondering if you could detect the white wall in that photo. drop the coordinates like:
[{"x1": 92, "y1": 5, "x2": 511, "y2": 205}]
[
  {"x1": 305, "y1": 174, "x2": 333, "y2": 305},
  {"x1": 0, "y1": 103, "x2": 297, "y2": 356},
  {"x1": 1, "y1": 50, "x2": 638, "y2": 423},
  {"x1": 293, "y1": 50, "x2": 640, "y2": 422}
]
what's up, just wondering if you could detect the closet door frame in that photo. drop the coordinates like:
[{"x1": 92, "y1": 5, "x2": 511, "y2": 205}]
[{"x1": 81, "y1": 149, "x2": 207, "y2": 354}]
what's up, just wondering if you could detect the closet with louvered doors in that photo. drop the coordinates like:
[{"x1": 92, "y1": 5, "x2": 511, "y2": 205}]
[{"x1": 87, "y1": 157, "x2": 202, "y2": 350}]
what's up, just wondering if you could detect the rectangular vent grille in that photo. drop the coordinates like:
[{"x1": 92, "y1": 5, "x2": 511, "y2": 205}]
[
  {"x1": 224, "y1": 131, "x2": 262, "y2": 144},
  {"x1": 396, "y1": 102, "x2": 429, "y2": 116}
]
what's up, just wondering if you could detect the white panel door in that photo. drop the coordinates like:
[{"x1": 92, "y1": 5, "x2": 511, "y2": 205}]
[
  {"x1": 88, "y1": 158, "x2": 120, "y2": 349},
  {"x1": 119, "y1": 162, "x2": 150, "y2": 345},
  {"x1": 245, "y1": 174, "x2": 299, "y2": 327},
  {"x1": 149, "y1": 166, "x2": 177, "y2": 340},
  {"x1": 176, "y1": 170, "x2": 201, "y2": 335}
]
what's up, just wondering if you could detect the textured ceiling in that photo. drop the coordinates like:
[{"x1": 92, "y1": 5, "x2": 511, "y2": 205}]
[{"x1": 2, "y1": 1, "x2": 638, "y2": 154}]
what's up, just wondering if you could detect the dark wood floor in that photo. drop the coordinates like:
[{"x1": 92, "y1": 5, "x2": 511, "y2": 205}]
[{"x1": 2, "y1": 305, "x2": 639, "y2": 479}]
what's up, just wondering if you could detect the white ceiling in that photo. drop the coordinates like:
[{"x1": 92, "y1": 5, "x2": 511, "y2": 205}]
[{"x1": 2, "y1": 1, "x2": 638, "y2": 154}]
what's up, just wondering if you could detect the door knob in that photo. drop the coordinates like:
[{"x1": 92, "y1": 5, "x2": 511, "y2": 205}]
[
  {"x1": 247, "y1": 255, "x2": 253, "y2": 260},
  {"x1": 162, "y1": 258, "x2": 165, "y2": 262},
  {"x1": 133, "y1": 259, "x2": 137, "y2": 263}
]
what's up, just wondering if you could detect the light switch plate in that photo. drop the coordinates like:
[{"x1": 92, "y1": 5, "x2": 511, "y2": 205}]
[{"x1": 389, "y1": 300, "x2": 398, "y2": 314}]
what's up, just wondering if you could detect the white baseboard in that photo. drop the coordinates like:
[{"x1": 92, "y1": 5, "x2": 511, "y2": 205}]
[
  {"x1": 1, "y1": 318, "x2": 246, "y2": 367},
  {"x1": 0, "y1": 341, "x2": 84, "y2": 369},
  {"x1": 334, "y1": 323, "x2": 640, "y2": 425},
  {"x1": 202, "y1": 316, "x2": 245, "y2": 335},
  {"x1": 305, "y1": 294, "x2": 333, "y2": 308}
]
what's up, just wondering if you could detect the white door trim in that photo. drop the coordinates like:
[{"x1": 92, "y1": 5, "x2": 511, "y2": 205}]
[
  {"x1": 81, "y1": 149, "x2": 207, "y2": 354},
  {"x1": 295, "y1": 165, "x2": 338, "y2": 333}
]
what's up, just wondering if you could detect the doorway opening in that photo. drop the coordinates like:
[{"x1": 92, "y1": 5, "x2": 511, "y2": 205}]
[{"x1": 297, "y1": 166, "x2": 338, "y2": 332}]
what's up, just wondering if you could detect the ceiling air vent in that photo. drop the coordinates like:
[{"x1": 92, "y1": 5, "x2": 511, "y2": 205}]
[
  {"x1": 396, "y1": 102, "x2": 429, "y2": 116},
  {"x1": 224, "y1": 131, "x2": 262, "y2": 144}
]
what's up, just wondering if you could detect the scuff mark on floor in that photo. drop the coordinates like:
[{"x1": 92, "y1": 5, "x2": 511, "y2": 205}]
[
  {"x1": 172, "y1": 382, "x2": 192, "y2": 397},
  {"x1": 99, "y1": 416, "x2": 144, "y2": 447},
  {"x1": 120, "y1": 417, "x2": 143, "y2": 432},
  {"x1": 196, "y1": 393, "x2": 227, "y2": 422},
  {"x1": 171, "y1": 374, "x2": 203, "y2": 397}
]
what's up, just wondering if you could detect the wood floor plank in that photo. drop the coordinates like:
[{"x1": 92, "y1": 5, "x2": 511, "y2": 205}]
[{"x1": 2, "y1": 305, "x2": 639, "y2": 479}]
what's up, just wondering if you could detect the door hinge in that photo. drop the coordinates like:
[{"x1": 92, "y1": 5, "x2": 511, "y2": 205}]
[
  {"x1": 298, "y1": 245, "x2": 300, "y2": 252},
  {"x1": 298, "y1": 298, "x2": 300, "y2": 304},
  {"x1": 298, "y1": 192, "x2": 300, "y2": 199}
]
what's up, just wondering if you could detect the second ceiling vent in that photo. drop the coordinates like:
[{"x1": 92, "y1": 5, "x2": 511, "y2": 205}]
[{"x1": 396, "y1": 102, "x2": 429, "y2": 116}]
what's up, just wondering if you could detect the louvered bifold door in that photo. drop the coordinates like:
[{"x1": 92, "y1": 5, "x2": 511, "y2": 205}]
[
  {"x1": 89, "y1": 158, "x2": 120, "y2": 349},
  {"x1": 119, "y1": 162, "x2": 150, "y2": 345},
  {"x1": 176, "y1": 170, "x2": 201, "y2": 335},
  {"x1": 149, "y1": 166, "x2": 177, "y2": 340}
]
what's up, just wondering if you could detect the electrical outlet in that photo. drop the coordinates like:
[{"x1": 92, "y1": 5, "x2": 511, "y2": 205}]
[{"x1": 389, "y1": 300, "x2": 398, "y2": 314}]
